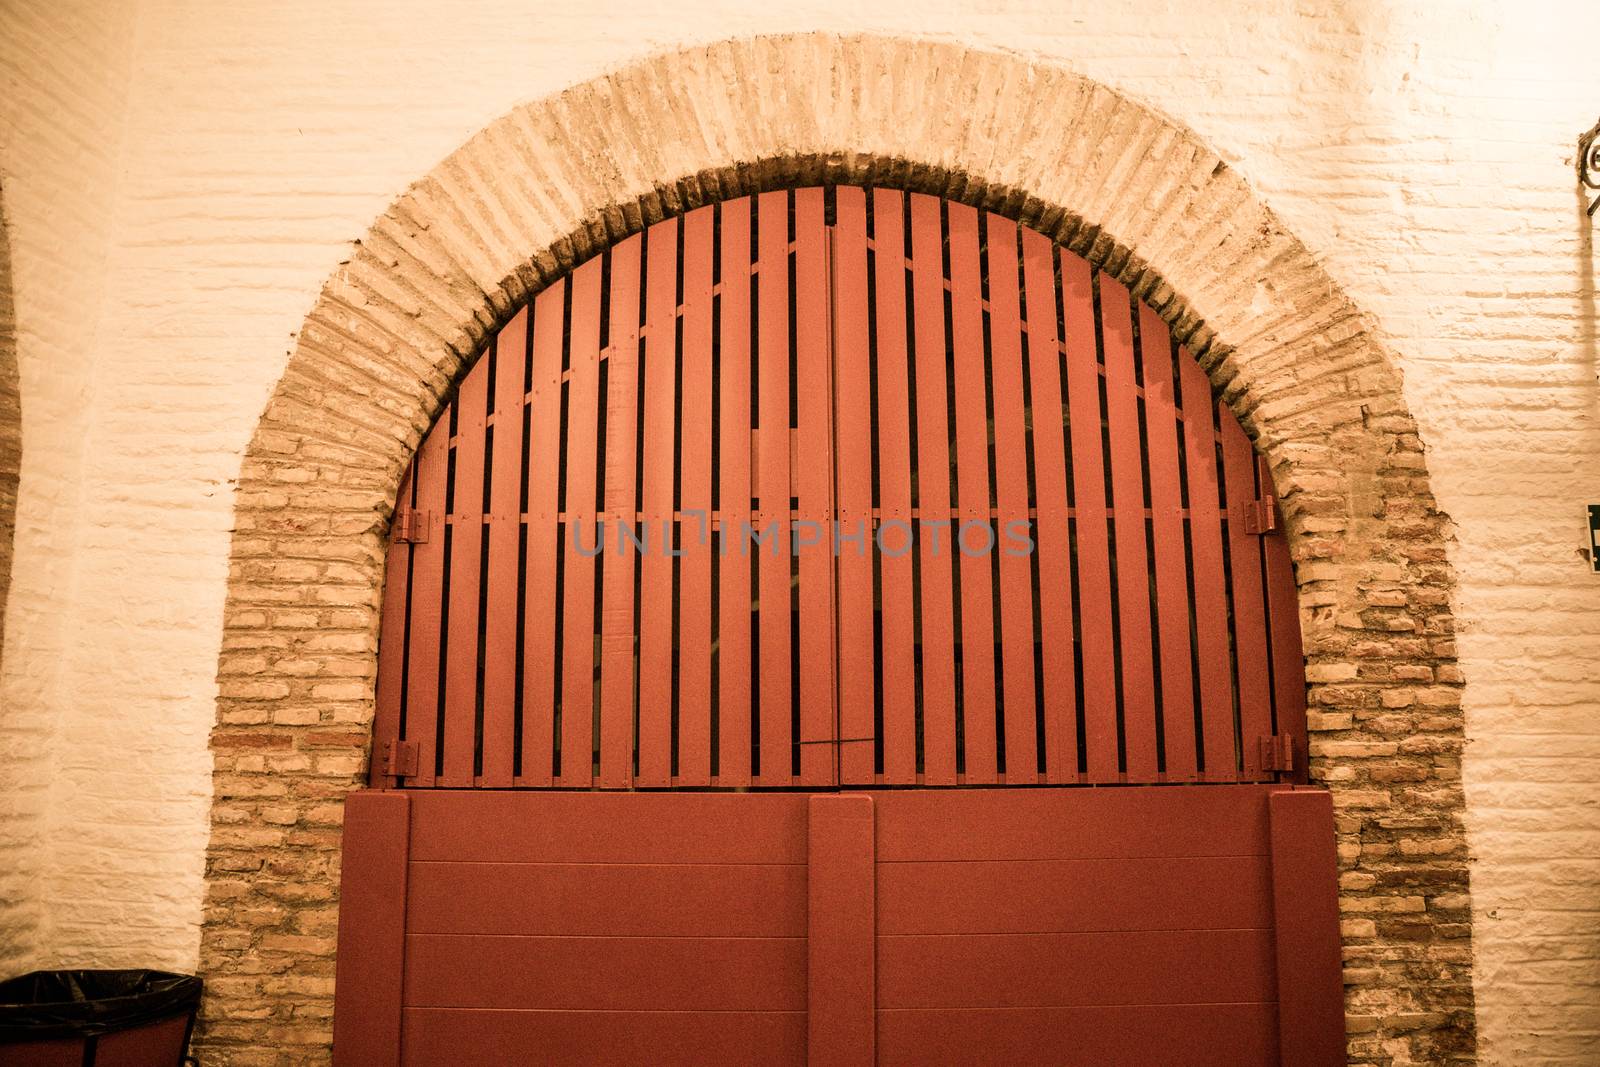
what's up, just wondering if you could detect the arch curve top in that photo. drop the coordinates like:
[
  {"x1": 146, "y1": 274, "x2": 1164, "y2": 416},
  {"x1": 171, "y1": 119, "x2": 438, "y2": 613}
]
[{"x1": 203, "y1": 30, "x2": 1471, "y2": 1066}]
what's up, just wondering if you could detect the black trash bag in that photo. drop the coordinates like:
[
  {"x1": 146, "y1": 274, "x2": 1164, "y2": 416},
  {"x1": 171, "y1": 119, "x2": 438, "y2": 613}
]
[{"x1": 0, "y1": 969, "x2": 202, "y2": 1042}]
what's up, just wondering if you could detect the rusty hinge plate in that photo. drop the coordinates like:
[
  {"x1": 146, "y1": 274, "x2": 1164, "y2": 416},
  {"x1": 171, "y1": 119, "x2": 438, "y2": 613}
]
[
  {"x1": 1259, "y1": 734, "x2": 1295, "y2": 773},
  {"x1": 394, "y1": 509, "x2": 430, "y2": 544},
  {"x1": 381, "y1": 739, "x2": 419, "y2": 780}
]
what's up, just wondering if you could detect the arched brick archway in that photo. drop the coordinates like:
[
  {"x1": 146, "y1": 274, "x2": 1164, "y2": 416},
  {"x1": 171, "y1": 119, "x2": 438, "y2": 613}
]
[{"x1": 198, "y1": 32, "x2": 1474, "y2": 1066}]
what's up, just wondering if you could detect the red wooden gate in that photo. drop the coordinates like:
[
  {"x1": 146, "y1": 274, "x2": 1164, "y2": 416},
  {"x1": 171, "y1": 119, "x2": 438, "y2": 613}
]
[
  {"x1": 337, "y1": 186, "x2": 1344, "y2": 1067},
  {"x1": 368, "y1": 187, "x2": 1307, "y2": 791}
]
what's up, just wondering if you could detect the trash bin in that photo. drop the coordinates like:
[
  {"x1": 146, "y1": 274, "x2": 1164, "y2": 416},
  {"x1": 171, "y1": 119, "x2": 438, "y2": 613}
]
[{"x1": 0, "y1": 969, "x2": 202, "y2": 1066}]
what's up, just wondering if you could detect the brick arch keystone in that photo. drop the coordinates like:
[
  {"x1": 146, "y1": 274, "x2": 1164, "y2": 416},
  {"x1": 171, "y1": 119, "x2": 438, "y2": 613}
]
[{"x1": 198, "y1": 32, "x2": 1475, "y2": 1067}]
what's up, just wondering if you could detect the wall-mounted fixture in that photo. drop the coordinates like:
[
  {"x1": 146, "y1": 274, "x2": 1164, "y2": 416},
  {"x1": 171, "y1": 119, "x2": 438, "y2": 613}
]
[{"x1": 1582, "y1": 118, "x2": 1600, "y2": 216}]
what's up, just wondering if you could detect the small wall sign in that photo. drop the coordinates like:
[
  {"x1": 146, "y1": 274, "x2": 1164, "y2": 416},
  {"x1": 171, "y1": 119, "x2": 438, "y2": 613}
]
[{"x1": 1590, "y1": 505, "x2": 1600, "y2": 573}]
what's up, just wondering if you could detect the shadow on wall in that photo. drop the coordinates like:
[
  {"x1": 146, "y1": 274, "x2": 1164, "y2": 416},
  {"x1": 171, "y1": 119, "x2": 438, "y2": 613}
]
[{"x1": 0, "y1": 184, "x2": 19, "y2": 674}]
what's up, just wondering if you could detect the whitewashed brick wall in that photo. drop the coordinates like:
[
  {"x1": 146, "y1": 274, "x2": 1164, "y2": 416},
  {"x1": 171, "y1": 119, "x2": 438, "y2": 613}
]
[{"x1": 0, "y1": 1, "x2": 1596, "y2": 1062}]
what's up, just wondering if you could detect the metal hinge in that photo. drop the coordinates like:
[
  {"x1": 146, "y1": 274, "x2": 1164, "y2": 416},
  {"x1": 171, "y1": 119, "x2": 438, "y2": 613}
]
[
  {"x1": 380, "y1": 739, "x2": 419, "y2": 780},
  {"x1": 1242, "y1": 494, "x2": 1277, "y2": 535},
  {"x1": 1259, "y1": 734, "x2": 1295, "y2": 774},
  {"x1": 394, "y1": 509, "x2": 431, "y2": 544}
]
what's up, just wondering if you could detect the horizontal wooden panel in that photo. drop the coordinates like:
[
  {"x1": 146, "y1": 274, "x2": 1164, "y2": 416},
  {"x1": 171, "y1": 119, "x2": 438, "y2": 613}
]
[
  {"x1": 401, "y1": 1008, "x2": 805, "y2": 1067},
  {"x1": 877, "y1": 929, "x2": 1276, "y2": 1008},
  {"x1": 878, "y1": 856, "x2": 1272, "y2": 935},
  {"x1": 405, "y1": 934, "x2": 805, "y2": 1011},
  {"x1": 408, "y1": 791, "x2": 807, "y2": 864},
  {"x1": 873, "y1": 786, "x2": 1273, "y2": 861},
  {"x1": 407, "y1": 862, "x2": 805, "y2": 937},
  {"x1": 877, "y1": 1003, "x2": 1277, "y2": 1066}
]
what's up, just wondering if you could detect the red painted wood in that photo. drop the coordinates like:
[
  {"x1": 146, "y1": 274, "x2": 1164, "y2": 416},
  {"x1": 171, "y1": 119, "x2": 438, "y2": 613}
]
[
  {"x1": 638, "y1": 217, "x2": 679, "y2": 787},
  {"x1": 407, "y1": 862, "x2": 805, "y2": 937},
  {"x1": 373, "y1": 186, "x2": 1308, "y2": 793},
  {"x1": 716, "y1": 197, "x2": 754, "y2": 787},
  {"x1": 442, "y1": 361, "x2": 487, "y2": 787},
  {"x1": 1262, "y1": 463, "x2": 1309, "y2": 783},
  {"x1": 1020, "y1": 228, "x2": 1077, "y2": 783},
  {"x1": 598, "y1": 235, "x2": 642, "y2": 789},
  {"x1": 985, "y1": 214, "x2": 1038, "y2": 783},
  {"x1": 755, "y1": 189, "x2": 793, "y2": 785},
  {"x1": 794, "y1": 188, "x2": 836, "y2": 787},
  {"x1": 878, "y1": 928, "x2": 1275, "y2": 1007},
  {"x1": 1179, "y1": 351, "x2": 1237, "y2": 780},
  {"x1": 877, "y1": 855, "x2": 1271, "y2": 935},
  {"x1": 1062, "y1": 255, "x2": 1118, "y2": 781},
  {"x1": 404, "y1": 412, "x2": 448, "y2": 787},
  {"x1": 678, "y1": 207, "x2": 716, "y2": 785},
  {"x1": 519, "y1": 279, "x2": 565, "y2": 787},
  {"x1": 1140, "y1": 304, "x2": 1198, "y2": 781},
  {"x1": 831, "y1": 186, "x2": 875, "y2": 786},
  {"x1": 407, "y1": 934, "x2": 804, "y2": 1010},
  {"x1": 1221, "y1": 410, "x2": 1273, "y2": 779},
  {"x1": 332, "y1": 791, "x2": 410, "y2": 1067},
  {"x1": 1100, "y1": 275, "x2": 1158, "y2": 781},
  {"x1": 909, "y1": 192, "x2": 957, "y2": 785},
  {"x1": 408, "y1": 790, "x2": 808, "y2": 864},
  {"x1": 872, "y1": 188, "x2": 917, "y2": 786},
  {"x1": 947, "y1": 201, "x2": 998, "y2": 784},
  {"x1": 807, "y1": 795, "x2": 875, "y2": 1067},
  {"x1": 878, "y1": 1004, "x2": 1276, "y2": 1067},
  {"x1": 873, "y1": 785, "x2": 1272, "y2": 861},
  {"x1": 558, "y1": 257, "x2": 602, "y2": 788},
  {"x1": 1269, "y1": 789, "x2": 1347, "y2": 1065},
  {"x1": 371, "y1": 466, "x2": 413, "y2": 786},
  {"x1": 481, "y1": 309, "x2": 527, "y2": 787},
  {"x1": 400, "y1": 1009, "x2": 804, "y2": 1067}
]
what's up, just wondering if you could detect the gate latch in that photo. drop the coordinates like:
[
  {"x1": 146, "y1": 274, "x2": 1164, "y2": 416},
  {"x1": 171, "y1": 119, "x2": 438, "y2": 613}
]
[
  {"x1": 380, "y1": 739, "x2": 420, "y2": 781},
  {"x1": 1259, "y1": 734, "x2": 1295, "y2": 773},
  {"x1": 394, "y1": 510, "x2": 431, "y2": 544}
]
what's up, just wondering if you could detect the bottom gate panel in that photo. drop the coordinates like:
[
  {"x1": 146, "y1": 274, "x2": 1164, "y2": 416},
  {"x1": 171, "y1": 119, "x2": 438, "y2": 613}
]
[{"x1": 334, "y1": 786, "x2": 1343, "y2": 1066}]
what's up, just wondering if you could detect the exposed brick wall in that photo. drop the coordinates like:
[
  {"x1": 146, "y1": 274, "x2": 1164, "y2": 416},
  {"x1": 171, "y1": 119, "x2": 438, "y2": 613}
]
[
  {"x1": 0, "y1": 189, "x2": 18, "y2": 674},
  {"x1": 193, "y1": 35, "x2": 1472, "y2": 1066}
]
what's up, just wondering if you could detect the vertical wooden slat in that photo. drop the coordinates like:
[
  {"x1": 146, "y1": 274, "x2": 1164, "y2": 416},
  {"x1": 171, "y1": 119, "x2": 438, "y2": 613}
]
[
  {"x1": 985, "y1": 215, "x2": 1038, "y2": 784},
  {"x1": 1179, "y1": 350, "x2": 1235, "y2": 780},
  {"x1": 1221, "y1": 409, "x2": 1273, "y2": 780},
  {"x1": 639, "y1": 218, "x2": 680, "y2": 788},
  {"x1": 678, "y1": 207, "x2": 716, "y2": 786},
  {"x1": 873, "y1": 189, "x2": 917, "y2": 786},
  {"x1": 1100, "y1": 275, "x2": 1157, "y2": 782},
  {"x1": 832, "y1": 186, "x2": 876, "y2": 786},
  {"x1": 519, "y1": 280, "x2": 565, "y2": 788},
  {"x1": 442, "y1": 363, "x2": 488, "y2": 787},
  {"x1": 1268, "y1": 789, "x2": 1347, "y2": 1065},
  {"x1": 1061, "y1": 254, "x2": 1117, "y2": 782},
  {"x1": 481, "y1": 310, "x2": 528, "y2": 787},
  {"x1": 794, "y1": 187, "x2": 835, "y2": 787},
  {"x1": 946, "y1": 202, "x2": 997, "y2": 784},
  {"x1": 1024, "y1": 231, "x2": 1075, "y2": 783},
  {"x1": 559, "y1": 257, "x2": 603, "y2": 789},
  {"x1": 717, "y1": 198, "x2": 754, "y2": 787},
  {"x1": 807, "y1": 794, "x2": 875, "y2": 1067},
  {"x1": 371, "y1": 466, "x2": 413, "y2": 787},
  {"x1": 1140, "y1": 305, "x2": 1197, "y2": 781},
  {"x1": 756, "y1": 190, "x2": 793, "y2": 786},
  {"x1": 599, "y1": 237, "x2": 642, "y2": 789},
  {"x1": 1262, "y1": 458, "x2": 1308, "y2": 782},
  {"x1": 909, "y1": 193, "x2": 957, "y2": 785},
  {"x1": 404, "y1": 411, "x2": 449, "y2": 787},
  {"x1": 332, "y1": 791, "x2": 409, "y2": 1067},
  {"x1": 1020, "y1": 229, "x2": 1077, "y2": 784}
]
